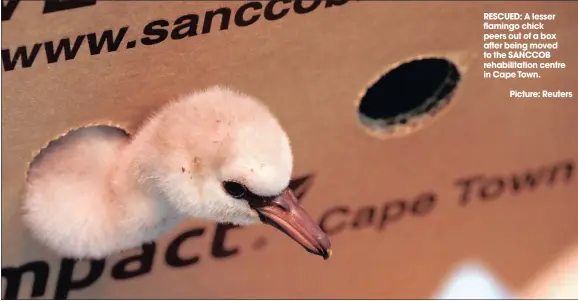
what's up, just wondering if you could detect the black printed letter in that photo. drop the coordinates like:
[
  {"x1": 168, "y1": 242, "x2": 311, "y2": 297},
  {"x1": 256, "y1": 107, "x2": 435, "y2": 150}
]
[
  {"x1": 43, "y1": 0, "x2": 96, "y2": 14},
  {"x1": 111, "y1": 243, "x2": 156, "y2": 280},
  {"x1": 212, "y1": 223, "x2": 241, "y2": 258},
  {"x1": 54, "y1": 259, "x2": 105, "y2": 299}
]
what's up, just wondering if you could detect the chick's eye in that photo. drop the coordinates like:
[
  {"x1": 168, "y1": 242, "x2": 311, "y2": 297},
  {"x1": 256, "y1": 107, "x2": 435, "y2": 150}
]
[{"x1": 223, "y1": 181, "x2": 247, "y2": 199}]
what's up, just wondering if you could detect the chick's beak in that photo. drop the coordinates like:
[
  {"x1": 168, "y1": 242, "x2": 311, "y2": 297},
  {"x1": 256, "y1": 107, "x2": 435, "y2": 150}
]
[{"x1": 256, "y1": 189, "x2": 332, "y2": 260}]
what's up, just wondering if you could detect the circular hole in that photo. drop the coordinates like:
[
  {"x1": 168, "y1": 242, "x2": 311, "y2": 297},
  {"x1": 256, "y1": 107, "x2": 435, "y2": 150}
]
[{"x1": 357, "y1": 57, "x2": 461, "y2": 137}]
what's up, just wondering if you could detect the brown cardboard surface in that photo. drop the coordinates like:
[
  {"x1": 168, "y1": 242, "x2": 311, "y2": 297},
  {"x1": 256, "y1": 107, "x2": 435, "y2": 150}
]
[{"x1": 2, "y1": 0, "x2": 578, "y2": 299}]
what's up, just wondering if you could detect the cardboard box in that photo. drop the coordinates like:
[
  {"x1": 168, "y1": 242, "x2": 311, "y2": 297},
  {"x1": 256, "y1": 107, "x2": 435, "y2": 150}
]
[{"x1": 2, "y1": 0, "x2": 577, "y2": 299}]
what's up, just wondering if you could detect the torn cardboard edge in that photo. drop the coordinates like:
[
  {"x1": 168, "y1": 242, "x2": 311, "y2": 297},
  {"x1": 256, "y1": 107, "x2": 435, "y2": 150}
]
[
  {"x1": 520, "y1": 242, "x2": 578, "y2": 299},
  {"x1": 25, "y1": 121, "x2": 131, "y2": 181}
]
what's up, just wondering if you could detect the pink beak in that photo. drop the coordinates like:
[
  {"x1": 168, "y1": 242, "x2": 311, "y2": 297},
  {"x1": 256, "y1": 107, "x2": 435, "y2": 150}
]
[{"x1": 256, "y1": 189, "x2": 332, "y2": 259}]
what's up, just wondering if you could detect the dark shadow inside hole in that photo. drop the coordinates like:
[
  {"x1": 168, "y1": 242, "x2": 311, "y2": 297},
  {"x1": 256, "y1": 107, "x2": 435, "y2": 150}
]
[{"x1": 358, "y1": 58, "x2": 461, "y2": 123}]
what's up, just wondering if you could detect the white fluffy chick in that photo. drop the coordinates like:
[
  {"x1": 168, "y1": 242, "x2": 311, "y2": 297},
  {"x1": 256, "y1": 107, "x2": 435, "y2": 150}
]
[{"x1": 22, "y1": 86, "x2": 331, "y2": 260}]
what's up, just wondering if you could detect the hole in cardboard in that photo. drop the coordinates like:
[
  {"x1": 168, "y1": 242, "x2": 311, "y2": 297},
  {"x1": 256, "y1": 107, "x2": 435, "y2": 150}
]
[
  {"x1": 357, "y1": 57, "x2": 460, "y2": 137},
  {"x1": 27, "y1": 125, "x2": 130, "y2": 179}
]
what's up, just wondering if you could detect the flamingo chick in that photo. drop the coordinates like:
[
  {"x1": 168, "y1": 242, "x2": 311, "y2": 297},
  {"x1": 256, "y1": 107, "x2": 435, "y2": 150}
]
[{"x1": 22, "y1": 86, "x2": 331, "y2": 260}]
